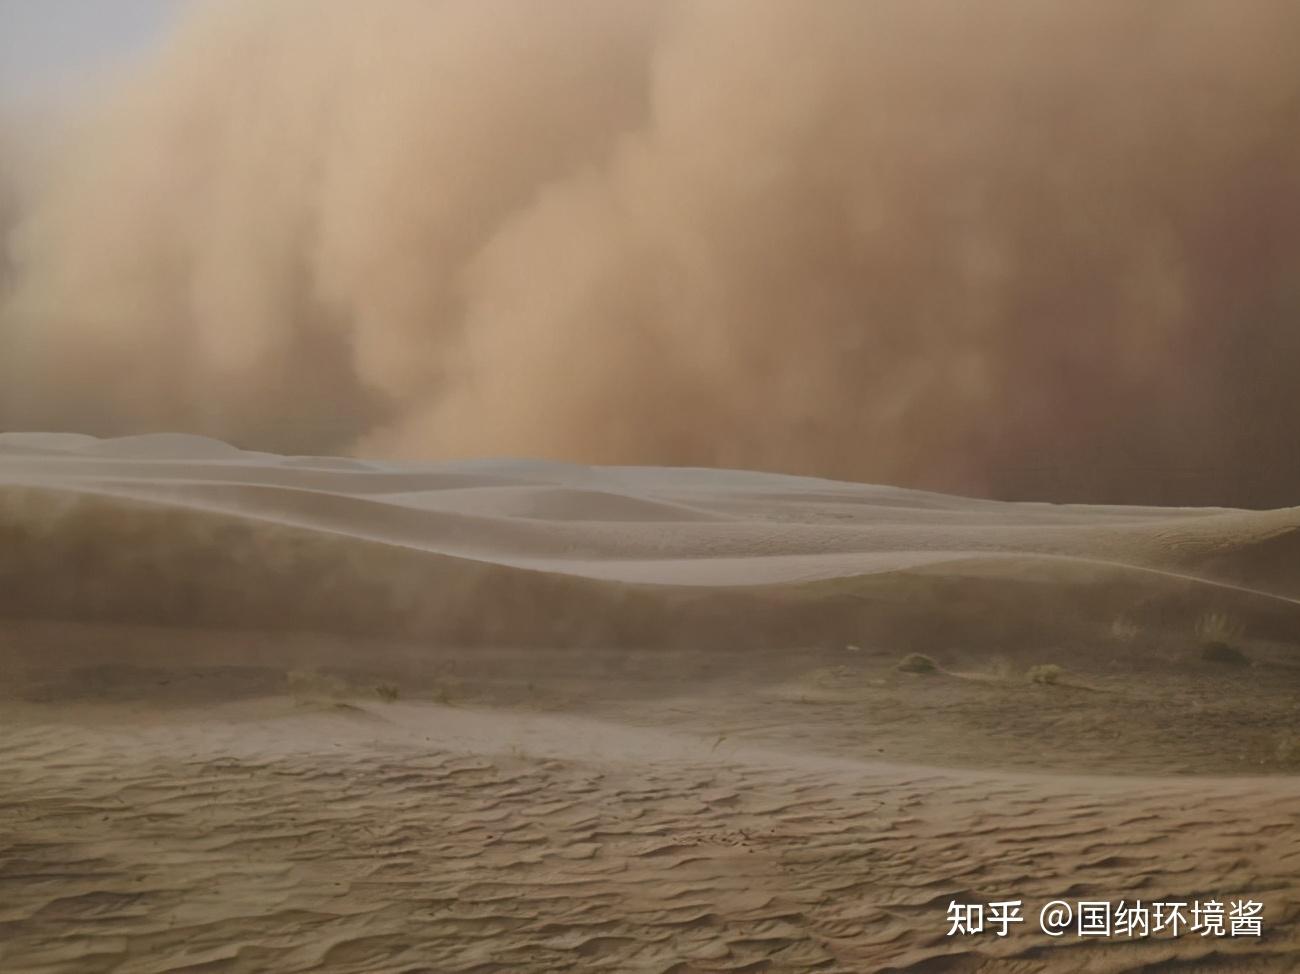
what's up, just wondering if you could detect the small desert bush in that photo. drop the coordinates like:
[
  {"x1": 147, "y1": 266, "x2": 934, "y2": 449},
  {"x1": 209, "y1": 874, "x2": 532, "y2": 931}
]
[
  {"x1": 896, "y1": 653, "x2": 938, "y2": 674},
  {"x1": 1027, "y1": 663, "x2": 1064, "y2": 685},
  {"x1": 1200, "y1": 641, "x2": 1249, "y2": 666},
  {"x1": 374, "y1": 682, "x2": 400, "y2": 702},
  {"x1": 1195, "y1": 612, "x2": 1244, "y2": 644}
]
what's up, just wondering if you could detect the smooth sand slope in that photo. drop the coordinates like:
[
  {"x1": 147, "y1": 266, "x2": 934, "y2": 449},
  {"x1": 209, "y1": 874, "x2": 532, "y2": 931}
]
[{"x1": 1, "y1": 434, "x2": 1298, "y2": 973}]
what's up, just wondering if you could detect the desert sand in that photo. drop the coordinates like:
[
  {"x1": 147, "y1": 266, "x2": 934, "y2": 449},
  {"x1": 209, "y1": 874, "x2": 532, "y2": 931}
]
[{"x1": 1, "y1": 433, "x2": 1297, "y2": 973}]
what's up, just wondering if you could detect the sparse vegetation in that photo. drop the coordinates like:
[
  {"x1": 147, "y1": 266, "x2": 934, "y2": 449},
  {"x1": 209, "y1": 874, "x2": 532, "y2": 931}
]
[
  {"x1": 1027, "y1": 663, "x2": 1064, "y2": 685},
  {"x1": 896, "y1": 653, "x2": 938, "y2": 674},
  {"x1": 1192, "y1": 612, "x2": 1249, "y2": 666},
  {"x1": 374, "y1": 682, "x2": 399, "y2": 702},
  {"x1": 1195, "y1": 612, "x2": 1244, "y2": 644},
  {"x1": 1200, "y1": 641, "x2": 1249, "y2": 666}
]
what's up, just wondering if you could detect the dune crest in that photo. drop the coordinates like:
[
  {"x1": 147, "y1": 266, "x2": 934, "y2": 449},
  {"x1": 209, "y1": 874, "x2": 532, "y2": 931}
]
[{"x1": 2, "y1": 437, "x2": 1299, "y2": 658}]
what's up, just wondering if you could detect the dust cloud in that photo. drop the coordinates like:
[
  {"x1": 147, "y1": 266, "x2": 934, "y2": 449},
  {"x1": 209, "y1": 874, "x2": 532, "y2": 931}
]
[{"x1": 3, "y1": 0, "x2": 1300, "y2": 506}]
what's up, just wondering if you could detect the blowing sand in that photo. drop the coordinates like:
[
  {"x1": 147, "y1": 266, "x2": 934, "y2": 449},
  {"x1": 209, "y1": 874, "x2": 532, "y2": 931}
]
[{"x1": 1, "y1": 434, "x2": 1298, "y2": 972}]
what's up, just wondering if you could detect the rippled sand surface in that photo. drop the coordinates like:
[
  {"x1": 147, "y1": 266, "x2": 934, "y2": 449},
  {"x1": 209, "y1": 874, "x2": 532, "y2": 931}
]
[{"x1": 2, "y1": 435, "x2": 1297, "y2": 972}]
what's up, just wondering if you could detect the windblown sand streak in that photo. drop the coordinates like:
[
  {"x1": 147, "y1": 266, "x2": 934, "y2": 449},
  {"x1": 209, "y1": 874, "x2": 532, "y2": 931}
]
[{"x1": 2, "y1": 434, "x2": 1300, "y2": 651}]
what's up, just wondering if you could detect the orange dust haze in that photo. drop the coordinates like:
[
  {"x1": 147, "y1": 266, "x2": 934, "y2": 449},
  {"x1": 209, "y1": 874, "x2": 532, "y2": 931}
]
[{"x1": 3, "y1": 0, "x2": 1300, "y2": 506}]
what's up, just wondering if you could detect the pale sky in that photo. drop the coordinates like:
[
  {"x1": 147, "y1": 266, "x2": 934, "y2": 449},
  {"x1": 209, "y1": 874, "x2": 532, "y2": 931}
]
[{"x1": 0, "y1": 0, "x2": 186, "y2": 101}]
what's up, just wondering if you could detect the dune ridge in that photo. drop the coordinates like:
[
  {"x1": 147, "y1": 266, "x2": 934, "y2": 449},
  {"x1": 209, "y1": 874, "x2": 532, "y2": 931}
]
[{"x1": 2, "y1": 435, "x2": 1299, "y2": 649}]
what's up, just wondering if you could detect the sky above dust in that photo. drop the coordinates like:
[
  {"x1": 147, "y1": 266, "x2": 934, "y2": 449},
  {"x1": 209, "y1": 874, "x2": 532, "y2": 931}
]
[
  {"x1": 0, "y1": 0, "x2": 184, "y2": 101},
  {"x1": 2, "y1": 1, "x2": 1300, "y2": 508}
]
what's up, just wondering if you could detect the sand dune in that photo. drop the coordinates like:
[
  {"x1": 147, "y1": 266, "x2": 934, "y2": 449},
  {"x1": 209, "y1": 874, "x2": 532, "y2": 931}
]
[
  {"x1": 2, "y1": 434, "x2": 1299, "y2": 645},
  {"x1": 1, "y1": 436, "x2": 1297, "y2": 972}
]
